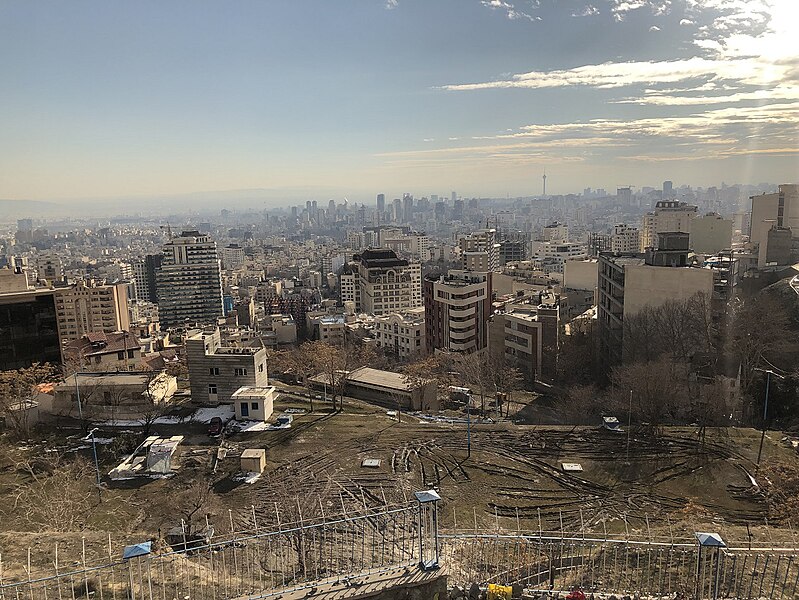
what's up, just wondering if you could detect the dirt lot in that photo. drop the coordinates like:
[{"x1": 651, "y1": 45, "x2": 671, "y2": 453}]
[{"x1": 1, "y1": 390, "x2": 798, "y2": 578}]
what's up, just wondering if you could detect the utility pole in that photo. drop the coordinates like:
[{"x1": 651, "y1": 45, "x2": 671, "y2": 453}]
[
  {"x1": 626, "y1": 389, "x2": 633, "y2": 463},
  {"x1": 756, "y1": 369, "x2": 772, "y2": 473}
]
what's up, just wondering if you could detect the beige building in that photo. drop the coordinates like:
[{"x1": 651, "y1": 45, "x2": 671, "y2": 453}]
[
  {"x1": 373, "y1": 308, "x2": 425, "y2": 359},
  {"x1": 340, "y1": 248, "x2": 422, "y2": 315},
  {"x1": 63, "y1": 331, "x2": 143, "y2": 371},
  {"x1": 563, "y1": 259, "x2": 598, "y2": 292},
  {"x1": 690, "y1": 213, "x2": 733, "y2": 254},
  {"x1": 459, "y1": 229, "x2": 500, "y2": 272},
  {"x1": 640, "y1": 201, "x2": 698, "y2": 250},
  {"x1": 232, "y1": 386, "x2": 275, "y2": 422},
  {"x1": 311, "y1": 366, "x2": 438, "y2": 412},
  {"x1": 597, "y1": 233, "x2": 714, "y2": 367},
  {"x1": 186, "y1": 328, "x2": 268, "y2": 405},
  {"x1": 54, "y1": 280, "x2": 130, "y2": 352},
  {"x1": 611, "y1": 224, "x2": 640, "y2": 254},
  {"x1": 749, "y1": 184, "x2": 799, "y2": 267},
  {"x1": 51, "y1": 371, "x2": 177, "y2": 420},
  {"x1": 423, "y1": 270, "x2": 492, "y2": 354}
]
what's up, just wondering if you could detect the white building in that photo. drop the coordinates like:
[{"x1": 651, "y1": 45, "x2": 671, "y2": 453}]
[
  {"x1": 640, "y1": 201, "x2": 698, "y2": 250},
  {"x1": 459, "y1": 229, "x2": 500, "y2": 272},
  {"x1": 531, "y1": 241, "x2": 588, "y2": 274},
  {"x1": 373, "y1": 308, "x2": 425, "y2": 359},
  {"x1": 339, "y1": 248, "x2": 421, "y2": 315}
]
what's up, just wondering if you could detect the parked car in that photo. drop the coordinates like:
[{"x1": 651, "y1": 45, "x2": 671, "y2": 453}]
[{"x1": 207, "y1": 416, "x2": 223, "y2": 436}]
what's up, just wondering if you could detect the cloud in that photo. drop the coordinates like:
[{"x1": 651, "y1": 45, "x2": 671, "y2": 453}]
[
  {"x1": 649, "y1": 25, "x2": 661, "y2": 31},
  {"x1": 384, "y1": 0, "x2": 398, "y2": 9},
  {"x1": 680, "y1": 18, "x2": 693, "y2": 24},
  {"x1": 480, "y1": 0, "x2": 539, "y2": 21},
  {"x1": 572, "y1": 5, "x2": 600, "y2": 17}
]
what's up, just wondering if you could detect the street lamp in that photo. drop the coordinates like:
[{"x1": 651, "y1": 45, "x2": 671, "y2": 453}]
[
  {"x1": 83, "y1": 427, "x2": 103, "y2": 500},
  {"x1": 754, "y1": 368, "x2": 785, "y2": 474}
]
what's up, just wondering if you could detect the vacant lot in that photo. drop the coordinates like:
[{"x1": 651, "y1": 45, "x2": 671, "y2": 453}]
[{"x1": 1, "y1": 391, "x2": 797, "y2": 579}]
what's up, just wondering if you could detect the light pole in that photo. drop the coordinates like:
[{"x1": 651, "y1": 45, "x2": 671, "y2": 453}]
[
  {"x1": 626, "y1": 389, "x2": 632, "y2": 463},
  {"x1": 754, "y1": 368, "x2": 784, "y2": 474},
  {"x1": 466, "y1": 393, "x2": 472, "y2": 459},
  {"x1": 85, "y1": 427, "x2": 102, "y2": 500}
]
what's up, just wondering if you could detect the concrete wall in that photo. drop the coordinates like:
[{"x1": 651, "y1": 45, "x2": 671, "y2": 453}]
[
  {"x1": 690, "y1": 214, "x2": 733, "y2": 254},
  {"x1": 563, "y1": 259, "x2": 598, "y2": 291}
]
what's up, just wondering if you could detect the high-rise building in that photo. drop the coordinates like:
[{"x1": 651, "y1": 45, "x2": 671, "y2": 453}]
[
  {"x1": 459, "y1": 229, "x2": 500, "y2": 272},
  {"x1": 53, "y1": 280, "x2": 131, "y2": 353},
  {"x1": 597, "y1": 232, "x2": 714, "y2": 368},
  {"x1": 424, "y1": 270, "x2": 492, "y2": 354},
  {"x1": 663, "y1": 180, "x2": 674, "y2": 199},
  {"x1": 617, "y1": 187, "x2": 632, "y2": 206},
  {"x1": 132, "y1": 254, "x2": 162, "y2": 303},
  {"x1": 640, "y1": 201, "x2": 698, "y2": 250},
  {"x1": 157, "y1": 231, "x2": 223, "y2": 328},
  {"x1": 611, "y1": 224, "x2": 640, "y2": 254},
  {"x1": 339, "y1": 248, "x2": 421, "y2": 315},
  {"x1": 402, "y1": 193, "x2": 414, "y2": 223},
  {"x1": 376, "y1": 193, "x2": 386, "y2": 215}
]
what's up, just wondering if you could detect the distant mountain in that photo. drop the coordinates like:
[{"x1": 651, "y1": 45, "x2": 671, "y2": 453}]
[{"x1": 0, "y1": 198, "x2": 68, "y2": 220}]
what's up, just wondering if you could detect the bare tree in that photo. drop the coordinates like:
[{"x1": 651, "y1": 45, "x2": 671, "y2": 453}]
[
  {"x1": 0, "y1": 363, "x2": 58, "y2": 437},
  {"x1": 307, "y1": 341, "x2": 349, "y2": 412}
]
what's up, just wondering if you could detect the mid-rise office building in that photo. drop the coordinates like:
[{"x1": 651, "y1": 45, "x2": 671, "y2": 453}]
[
  {"x1": 157, "y1": 231, "x2": 224, "y2": 328},
  {"x1": 423, "y1": 270, "x2": 492, "y2": 354},
  {"x1": 132, "y1": 254, "x2": 162, "y2": 303},
  {"x1": 54, "y1": 280, "x2": 131, "y2": 350},
  {"x1": 749, "y1": 184, "x2": 799, "y2": 266},
  {"x1": 339, "y1": 248, "x2": 421, "y2": 315}
]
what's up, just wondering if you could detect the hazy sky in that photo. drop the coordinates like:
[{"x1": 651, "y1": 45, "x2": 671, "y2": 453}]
[{"x1": 1, "y1": 0, "x2": 797, "y2": 202}]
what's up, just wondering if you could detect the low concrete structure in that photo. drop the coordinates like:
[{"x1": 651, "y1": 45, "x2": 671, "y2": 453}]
[
  {"x1": 240, "y1": 448, "x2": 266, "y2": 473},
  {"x1": 110, "y1": 435, "x2": 183, "y2": 479},
  {"x1": 311, "y1": 366, "x2": 438, "y2": 412},
  {"x1": 232, "y1": 386, "x2": 276, "y2": 421}
]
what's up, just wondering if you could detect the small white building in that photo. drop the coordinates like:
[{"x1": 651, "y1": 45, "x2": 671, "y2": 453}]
[{"x1": 232, "y1": 386, "x2": 275, "y2": 422}]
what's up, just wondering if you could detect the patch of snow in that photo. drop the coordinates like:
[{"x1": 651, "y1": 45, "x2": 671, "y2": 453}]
[{"x1": 193, "y1": 406, "x2": 235, "y2": 423}]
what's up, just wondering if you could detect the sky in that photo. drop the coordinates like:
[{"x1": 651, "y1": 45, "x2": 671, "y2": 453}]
[{"x1": 0, "y1": 0, "x2": 797, "y2": 204}]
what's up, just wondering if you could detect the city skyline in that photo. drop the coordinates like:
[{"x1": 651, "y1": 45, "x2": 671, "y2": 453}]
[{"x1": 1, "y1": 0, "x2": 797, "y2": 202}]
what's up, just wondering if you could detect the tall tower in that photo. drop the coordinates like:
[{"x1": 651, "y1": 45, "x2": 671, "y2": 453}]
[
  {"x1": 157, "y1": 231, "x2": 223, "y2": 328},
  {"x1": 542, "y1": 170, "x2": 547, "y2": 197}
]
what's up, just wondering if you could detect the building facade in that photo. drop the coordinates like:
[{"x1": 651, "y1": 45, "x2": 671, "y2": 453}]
[
  {"x1": 339, "y1": 248, "x2": 422, "y2": 315},
  {"x1": 640, "y1": 201, "x2": 698, "y2": 250},
  {"x1": 373, "y1": 308, "x2": 425, "y2": 359},
  {"x1": 459, "y1": 229, "x2": 500, "y2": 272},
  {"x1": 611, "y1": 224, "x2": 640, "y2": 254},
  {"x1": 157, "y1": 231, "x2": 224, "y2": 328},
  {"x1": 54, "y1": 280, "x2": 131, "y2": 350},
  {"x1": 423, "y1": 270, "x2": 492, "y2": 354},
  {"x1": 186, "y1": 328, "x2": 268, "y2": 405},
  {"x1": 0, "y1": 289, "x2": 61, "y2": 370}
]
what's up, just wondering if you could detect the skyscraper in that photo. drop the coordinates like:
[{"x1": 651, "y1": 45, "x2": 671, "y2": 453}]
[
  {"x1": 376, "y1": 193, "x2": 386, "y2": 215},
  {"x1": 157, "y1": 231, "x2": 223, "y2": 328}
]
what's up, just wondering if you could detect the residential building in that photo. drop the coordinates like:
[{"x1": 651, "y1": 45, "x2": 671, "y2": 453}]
[
  {"x1": 309, "y1": 314, "x2": 346, "y2": 344},
  {"x1": 611, "y1": 224, "x2": 640, "y2": 254},
  {"x1": 54, "y1": 280, "x2": 131, "y2": 351},
  {"x1": 423, "y1": 270, "x2": 492, "y2": 354},
  {"x1": 221, "y1": 244, "x2": 245, "y2": 270},
  {"x1": 597, "y1": 232, "x2": 714, "y2": 368},
  {"x1": 157, "y1": 231, "x2": 224, "y2": 328},
  {"x1": 186, "y1": 328, "x2": 268, "y2": 405},
  {"x1": 459, "y1": 229, "x2": 500, "y2": 272},
  {"x1": 132, "y1": 254, "x2": 162, "y2": 303},
  {"x1": 373, "y1": 307, "x2": 425, "y2": 359},
  {"x1": 640, "y1": 201, "x2": 698, "y2": 250},
  {"x1": 531, "y1": 241, "x2": 588, "y2": 274},
  {"x1": 339, "y1": 248, "x2": 422, "y2": 315},
  {"x1": 63, "y1": 331, "x2": 142, "y2": 372}
]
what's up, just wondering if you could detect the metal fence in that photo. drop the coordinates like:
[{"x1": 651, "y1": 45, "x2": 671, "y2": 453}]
[
  {"x1": 4, "y1": 502, "x2": 799, "y2": 600},
  {"x1": 442, "y1": 531, "x2": 799, "y2": 599},
  {"x1": 0, "y1": 502, "x2": 424, "y2": 600}
]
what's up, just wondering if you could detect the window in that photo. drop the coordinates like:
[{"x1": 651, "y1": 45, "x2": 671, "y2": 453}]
[
  {"x1": 117, "y1": 351, "x2": 125, "y2": 360},
  {"x1": 258, "y1": 363, "x2": 264, "y2": 373},
  {"x1": 208, "y1": 383, "x2": 218, "y2": 395},
  {"x1": 251, "y1": 402, "x2": 259, "y2": 410},
  {"x1": 128, "y1": 349, "x2": 136, "y2": 358},
  {"x1": 209, "y1": 367, "x2": 220, "y2": 376},
  {"x1": 235, "y1": 368, "x2": 248, "y2": 376}
]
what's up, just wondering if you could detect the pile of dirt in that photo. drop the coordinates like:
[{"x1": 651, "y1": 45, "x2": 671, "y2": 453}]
[{"x1": 759, "y1": 460, "x2": 799, "y2": 523}]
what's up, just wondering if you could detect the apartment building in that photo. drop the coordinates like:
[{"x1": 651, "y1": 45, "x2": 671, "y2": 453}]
[
  {"x1": 530, "y1": 241, "x2": 588, "y2": 274},
  {"x1": 373, "y1": 307, "x2": 425, "y2": 359},
  {"x1": 157, "y1": 231, "x2": 224, "y2": 328},
  {"x1": 597, "y1": 232, "x2": 714, "y2": 368},
  {"x1": 339, "y1": 248, "x2": 421, "y2": 315},
  {"x1": 186, "y1": 328, "x2": 268, "y2": 405},
  {"x1": 54, "y1": 280, "x2": 131, "y2": 350},
  {"x1": 749, "y1": 184, "x2": 799, "y2": 267},
  {"x1": 423, "y1": 270, "x2": 492, "y2": 354},
  {"x1": 611, "y1": 224, "x2": 640, "y2": 254},
  {"x1": 63, "y1": 331, "x2": 143, "y2": 372},
  {"x1": 459, "y1": 229, "x2": 500, "y2": 272},
  {"x1": 640, "y1": 201, "x2": 698, "y2": 250}
]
